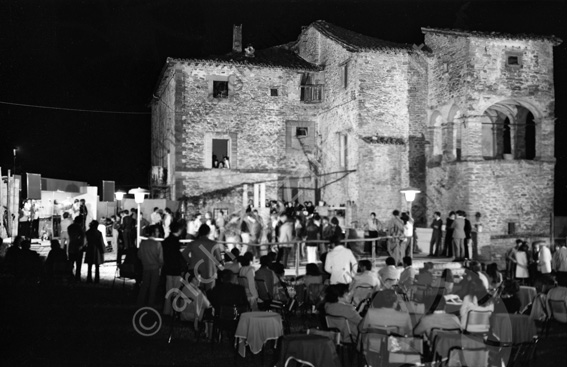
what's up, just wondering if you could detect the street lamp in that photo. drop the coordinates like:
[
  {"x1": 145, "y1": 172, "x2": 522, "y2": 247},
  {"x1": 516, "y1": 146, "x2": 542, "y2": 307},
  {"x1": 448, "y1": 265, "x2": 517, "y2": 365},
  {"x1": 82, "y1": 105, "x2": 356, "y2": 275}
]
[
  {"x1": 128, "y1": 188, "x2": 148, "y2": 247},
  {"x1": 400, "y1": 187, "x2": 420, "y2": 258},
  {"x1": 115, "y1": 191, "x2": 125, "y2": 215}
]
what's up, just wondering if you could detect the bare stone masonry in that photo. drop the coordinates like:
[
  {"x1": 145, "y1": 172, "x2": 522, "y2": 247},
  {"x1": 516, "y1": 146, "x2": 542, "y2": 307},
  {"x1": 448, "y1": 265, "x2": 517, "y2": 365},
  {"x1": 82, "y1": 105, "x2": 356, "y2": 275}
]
[{"x1": 151, "y1": 21, "x2": 561, "y2": 259}]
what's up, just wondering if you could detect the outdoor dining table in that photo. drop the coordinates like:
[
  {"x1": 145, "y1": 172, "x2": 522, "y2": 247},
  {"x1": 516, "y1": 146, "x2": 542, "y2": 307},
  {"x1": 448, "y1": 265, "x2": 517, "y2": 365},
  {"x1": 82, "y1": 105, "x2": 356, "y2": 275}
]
[
  {"x1": 518, "y1": 286, "x2": 537, "y2": 311},
  {"x1": 234, "y1": 311, "x2": 283, "y2": 357},
  {"x1": 275, "y1": 334, "x2": 341, "y2": 367},
  {"x1": 432, "y1": 332, "x2": 485, "y2": 363}
]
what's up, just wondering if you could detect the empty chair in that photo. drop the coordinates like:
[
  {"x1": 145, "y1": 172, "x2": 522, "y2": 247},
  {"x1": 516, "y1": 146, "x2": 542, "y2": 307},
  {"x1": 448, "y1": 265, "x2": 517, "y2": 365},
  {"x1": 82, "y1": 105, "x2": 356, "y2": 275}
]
[
  {"x1": 447, "y1": 346, "x2": 489, "y2": 367},
  {"x1": 464, "y1": 310, "x2": 492, "y2": 334}
]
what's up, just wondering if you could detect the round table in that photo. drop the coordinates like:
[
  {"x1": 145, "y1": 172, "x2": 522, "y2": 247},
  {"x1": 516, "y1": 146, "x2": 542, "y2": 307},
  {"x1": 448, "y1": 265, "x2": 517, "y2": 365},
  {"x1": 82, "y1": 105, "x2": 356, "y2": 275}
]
[
  {"x1": 276, "y1": 334, "x2": 341, "y2": 367},
  {"x1": 235, "y1": 311, "x2": 283, "y2": 357}
]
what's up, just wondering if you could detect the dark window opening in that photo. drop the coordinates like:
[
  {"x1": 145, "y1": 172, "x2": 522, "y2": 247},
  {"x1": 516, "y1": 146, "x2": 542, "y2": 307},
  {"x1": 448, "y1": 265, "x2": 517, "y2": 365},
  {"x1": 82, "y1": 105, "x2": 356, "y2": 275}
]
[
  {"x1": 507, "y1": 56, "x2": 519, "y2": 65},
  {"x1": 296, "y1": 127, "x2": 308, "y2": 137},
  {"x1": 525, "y1": 112, "x2": 536, "y2": 160},
  {"x1": 212, "y1": 139, "x2": 229, "y2": 168},
  {"x1": 503, "y1": 118, "x2": 512, "y2": 155},
  {"x1": 213, "y1": 81, "x2": 228, "y2": 98},
  {"x1": 342, "y1": 63, "x2": 348, "y2": 88},
  {"x1": 270, "y1": 88, "x2": 278, "y2": 96}
]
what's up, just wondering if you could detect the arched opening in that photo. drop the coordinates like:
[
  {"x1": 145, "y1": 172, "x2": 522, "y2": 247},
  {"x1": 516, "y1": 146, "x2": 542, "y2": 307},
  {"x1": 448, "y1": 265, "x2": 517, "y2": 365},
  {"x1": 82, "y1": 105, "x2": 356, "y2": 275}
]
[
  {"x1": 430, "y1": 112, "x2": 443, "y2": 157},
  {"x1": 482, "y1": 101, "x2": 538, "y2": 160},
  {"x1": 447, "y1": 106, "x2": 462, "y2": 161}
]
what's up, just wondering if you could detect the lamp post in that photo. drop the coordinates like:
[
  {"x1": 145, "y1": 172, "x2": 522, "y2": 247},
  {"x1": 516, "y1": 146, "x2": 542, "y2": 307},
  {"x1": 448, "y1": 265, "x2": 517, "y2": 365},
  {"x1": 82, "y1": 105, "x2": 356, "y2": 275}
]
[
  {"x1": 128, "y1": 188, "x2": 148, "y2": 247},
  {"x1": 115, "y1": 191, "x2": 125, "y2": 215},
  {"x1": 400, "y1": 187, "x2": 421, "y2": 258}
]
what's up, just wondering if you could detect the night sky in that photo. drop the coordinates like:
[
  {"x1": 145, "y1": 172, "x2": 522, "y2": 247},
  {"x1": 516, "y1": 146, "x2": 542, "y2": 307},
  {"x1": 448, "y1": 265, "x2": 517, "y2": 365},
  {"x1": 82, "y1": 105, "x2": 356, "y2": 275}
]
[{"x1": 1, "y1": 0, "x2": 566, "y2": 210}]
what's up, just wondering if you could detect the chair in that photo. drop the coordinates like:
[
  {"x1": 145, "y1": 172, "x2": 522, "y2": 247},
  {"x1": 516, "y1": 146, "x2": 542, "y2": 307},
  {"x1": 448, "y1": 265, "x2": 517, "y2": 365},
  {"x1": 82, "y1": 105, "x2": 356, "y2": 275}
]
[
  {"x1": 325, "y1": 315, "x2": 358, "y2": 365},
  {"x1": 306, "y1": 328, "x2": 341, "y2": 346},
  {"x1": 210, "y1": 304, "x2": 246, "y2": 348},
  {"x1": 464, "y1": 310, "x2": 491, "y2": 334},
  {"x1": 284, "y1": 356, "x2": 315, "y2": 367},
  {"x1": 429, "y1": 328, "x2": 461, "y2": 361},
  {"x1": 545, "y1": 299, "x2": 567, "y2": 336},
  {"x1": 446, "y1": 346, "x2": 488, "y2": 367},
  {"x1": 360, "y1": 327, "x2": 419, "y2": 367},
  {"x1": 112, "y1": 263, "x2": 136, "y2": 289},
  {"x1": 306, "y1": 283, "x2": 326, "y2": 309},
  {"x1": 351, "y1": 284, "x2": 375, "y2": 307}
]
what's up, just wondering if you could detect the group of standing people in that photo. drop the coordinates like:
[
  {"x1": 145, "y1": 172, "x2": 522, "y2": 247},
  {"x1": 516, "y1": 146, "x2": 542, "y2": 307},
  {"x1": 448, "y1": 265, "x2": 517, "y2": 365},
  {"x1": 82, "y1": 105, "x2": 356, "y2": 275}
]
[
  {"x1": 506, "y1": 239, "x2": 567, "y2": 286},
  {"x1": 429, "y1": 210, "x2": 478, "y2": 261}
]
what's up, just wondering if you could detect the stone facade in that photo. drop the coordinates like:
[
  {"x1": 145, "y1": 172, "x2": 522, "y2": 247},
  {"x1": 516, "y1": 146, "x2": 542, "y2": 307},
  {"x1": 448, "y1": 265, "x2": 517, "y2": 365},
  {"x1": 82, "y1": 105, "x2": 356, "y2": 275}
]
[{"x1": 151, "y1": 21, "x2": 561, "y2": 248}]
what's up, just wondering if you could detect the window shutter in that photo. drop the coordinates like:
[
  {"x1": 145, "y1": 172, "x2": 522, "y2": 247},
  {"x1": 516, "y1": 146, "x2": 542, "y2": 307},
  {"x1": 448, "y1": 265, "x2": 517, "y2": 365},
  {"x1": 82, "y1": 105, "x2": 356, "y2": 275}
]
[
  {"x1": 229, "y1": 132, "x2": 238, "y2": 169},
  {"x1": 203, "y1": 137, "x2": 212, "y2": 169},
  {"x1": 286, "y1": 123, "x2": 293, "y2": 151}
]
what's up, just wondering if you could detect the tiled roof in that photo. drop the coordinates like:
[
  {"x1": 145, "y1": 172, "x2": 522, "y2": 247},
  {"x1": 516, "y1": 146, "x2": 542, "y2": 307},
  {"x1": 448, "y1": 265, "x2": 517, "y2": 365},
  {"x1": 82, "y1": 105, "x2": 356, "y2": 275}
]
[
  {"x1": 311, "y1": 20, "x2": 415, "y2": 53},
  {"x1": 422, "y1": 27, "x2": 562, "y2": 46},
  {"x1": 168, "y1": 43, "x2": 321, "y2": 71}
]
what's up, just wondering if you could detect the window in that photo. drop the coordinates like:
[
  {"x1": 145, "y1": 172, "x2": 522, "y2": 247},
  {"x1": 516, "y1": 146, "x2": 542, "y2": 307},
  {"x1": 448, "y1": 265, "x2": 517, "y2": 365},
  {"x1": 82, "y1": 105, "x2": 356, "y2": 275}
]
[
  {"x1": 300, "y1": 73, "x2": 323, "y2": 103},
  {"x1": 505, "y1": 51, "x2": 523, "y2": 68},
  {"x1": 339, "y1": 133, "x2": 348, "y2": 168},
  {"x1": 507, "y1": 56, "x2": 519, "y2": 65},
  {"x1": 296, "y1": 127, "x2": 308, "y2": 137},
  {"x1": 203, "y1": 132, "x2": 237, "y2": 169},
  {"x1": 286, "y1": 121, "x2": 314, "y2": 153},
  {"x1": 270, "y1": 88, "x2": 278, "y2": 96},
  {"x1": 213, "y1": 80, "x2": 229, "y2": 98},
  {"x1": 341, "y1": 62, "x2": 349, "y2": 89}
]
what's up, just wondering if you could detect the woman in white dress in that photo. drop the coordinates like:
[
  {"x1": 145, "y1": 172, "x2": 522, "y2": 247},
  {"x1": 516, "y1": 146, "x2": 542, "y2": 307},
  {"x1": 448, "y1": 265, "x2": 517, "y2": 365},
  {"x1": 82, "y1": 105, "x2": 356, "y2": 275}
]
[{"x1": 515, "y1": 243, "x2": 530, "y2": 284}]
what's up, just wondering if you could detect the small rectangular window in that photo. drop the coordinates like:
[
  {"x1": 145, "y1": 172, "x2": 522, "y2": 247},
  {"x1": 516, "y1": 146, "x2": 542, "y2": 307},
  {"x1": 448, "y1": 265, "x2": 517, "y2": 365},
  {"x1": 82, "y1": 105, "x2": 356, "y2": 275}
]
[
  {"x1": 342, "y1": 63, "x2": 348, "y2": 89},
  {"x1": 507, "y1": 56, "x2": 519, "y2": 65},
  {"x1": 296, "y1": 127, "x2": 308, "y2": 137},
  {"x1": 213, "y1": 80, "x2": 229, "y2": 98},
  {"x1": 339, "y1": 133, "x2": 348, "y2": 168},
  {"x1": 270, "y1": 88, "x2": 278, "y2": 96}
]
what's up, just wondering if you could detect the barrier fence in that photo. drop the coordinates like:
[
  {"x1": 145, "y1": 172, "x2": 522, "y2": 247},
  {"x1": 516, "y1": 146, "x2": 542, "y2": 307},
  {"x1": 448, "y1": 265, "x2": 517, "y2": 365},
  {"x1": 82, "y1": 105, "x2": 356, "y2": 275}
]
[{"x1": 180, "y1": 236, "x2": 407, "y2": 277}]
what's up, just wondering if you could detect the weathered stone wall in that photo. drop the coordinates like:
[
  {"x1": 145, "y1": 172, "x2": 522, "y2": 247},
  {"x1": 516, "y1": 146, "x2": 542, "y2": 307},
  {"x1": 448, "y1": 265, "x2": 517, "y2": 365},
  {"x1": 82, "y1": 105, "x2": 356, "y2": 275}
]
[
  {"x1": 299, "y1": 28, "x2": 360, "y2": 211},
  {"x1": 428, "y1": 160, "x2": 554, "y2": 235}
]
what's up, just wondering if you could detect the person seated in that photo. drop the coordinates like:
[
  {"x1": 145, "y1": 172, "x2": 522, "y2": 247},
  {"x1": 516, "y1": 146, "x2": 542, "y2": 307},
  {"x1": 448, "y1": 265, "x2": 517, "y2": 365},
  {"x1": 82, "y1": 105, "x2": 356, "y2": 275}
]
[
  {"x1": 224, "y1": 248, "x2": 241, "y2": 275},
  {"x1": 437, "y1": 268, "x2": 454, "y2": 295},
  {"x1": 415, "y1": 262, "x2": 434, "y2": 287},
  {"x1": 413, "y1": 295, "x2": 461, "y2": 340},
  {"x1": 3, "y1": 236, "x2": 23, "y2": 277},
  {"x1": 470, "y1": 261, "x2": 490, "y2": 291},
  {"x1": 255, "y1": 255, "x2": 278, "y2": 300},
  {"x1": 238, "y1": 253, "x2": 258, "y2": 310},
  {"x1": 361, "y1": 289, "x2": 412, "y2": 335},
  {"x1": 177, "y1": 272, "x2": 211, "y2": 323},
  {"x1": 324, "y1": 284, "x2": 362, "y2": 342},
  {"x1": 350, "y1": 259, "x2": 380, "y2": 292},
  {"x1": 495, "y1": 279, "x2": 522, "y2": 314},
  {"x1": 486, "y1": 263, "x2": 503, "y2": 292},
  {"x1": 300, "y1": 263, "x2": 323, "y2": 287},
  {"x1": 207, "y1": 269, "x2": 249, "y2": 314},
  {"x1": 378, "y1": 257, "x2": 400, "y2": 285},
  {"x1": 399, "y1": 256, "x2": 418, "y2": 291},
  {"x1": 20, "y1": 239, "x2": 41, "y2": 280},
  {"x1": 460, "y1": 277, "x2": 494, "y2": 330},
  {"x1": 44, "y1": 239, "x2": 68, "y2": 279}
]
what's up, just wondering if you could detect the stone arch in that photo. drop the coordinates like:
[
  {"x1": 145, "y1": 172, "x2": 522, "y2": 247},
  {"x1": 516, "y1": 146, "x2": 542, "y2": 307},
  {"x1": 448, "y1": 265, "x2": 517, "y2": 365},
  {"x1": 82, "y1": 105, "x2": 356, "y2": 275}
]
[
  {"x1": 481, "y1": 99, "x2": 541, "y2": 160},
  {"x1": 430, "y1": 111, "x2": 443, "y2": 157},
  {"x1": 447, "y1": 105, "x2": 463, "y2": 160}
]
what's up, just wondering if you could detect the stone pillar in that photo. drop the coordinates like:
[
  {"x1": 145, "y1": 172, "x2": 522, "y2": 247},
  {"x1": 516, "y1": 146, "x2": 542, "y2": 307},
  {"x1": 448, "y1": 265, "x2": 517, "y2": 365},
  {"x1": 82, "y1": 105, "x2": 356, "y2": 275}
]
[
  {"x1": 253, "y1": 184, "x2": 260, "y2": 208},
  {"x1": 242, "y1": 184, "x2": 248, "y2": 208},
  {"x1": 259, "y1": 183, "x2": 266, "y2": 208},
  {"x1": 536, "y1": 117, "x2": 555, "y2": 161},
  {"x1": 461, "y1": 115, "x2": 488, "y2": 161}
]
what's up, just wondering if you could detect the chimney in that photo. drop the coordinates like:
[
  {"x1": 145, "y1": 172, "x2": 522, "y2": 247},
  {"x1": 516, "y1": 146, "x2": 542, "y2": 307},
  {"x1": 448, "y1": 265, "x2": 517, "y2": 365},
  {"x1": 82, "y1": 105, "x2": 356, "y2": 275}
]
[{"x1": 232, "y1": 24, "x2": 242, "y2": 53}]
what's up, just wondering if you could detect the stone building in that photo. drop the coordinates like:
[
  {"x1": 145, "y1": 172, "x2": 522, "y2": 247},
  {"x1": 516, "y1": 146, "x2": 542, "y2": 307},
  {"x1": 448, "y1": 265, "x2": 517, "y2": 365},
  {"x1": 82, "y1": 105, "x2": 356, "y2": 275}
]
[{"x1": 151, "y1": 21, "x2": 561, "y2": 254}]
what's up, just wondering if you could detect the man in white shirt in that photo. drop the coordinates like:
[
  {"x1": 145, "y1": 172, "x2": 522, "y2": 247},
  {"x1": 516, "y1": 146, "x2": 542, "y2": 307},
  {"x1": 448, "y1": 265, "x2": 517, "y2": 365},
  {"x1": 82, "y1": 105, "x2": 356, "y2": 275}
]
[
  {"x1": 553, "y1": 243, "x2": 567, "y2": 286},
  {"x1": 536, "y1": 241, "x2": 552, "y2": 275},
  {"x1": 150, "y1": 207, "x2": 162, "y2": 225},
  {"x1": 378, "y1": 256, "x2": 400, "y2": 286},
  {"x1": 325, "y1": 241, "x2": 358, "y2": 284}
]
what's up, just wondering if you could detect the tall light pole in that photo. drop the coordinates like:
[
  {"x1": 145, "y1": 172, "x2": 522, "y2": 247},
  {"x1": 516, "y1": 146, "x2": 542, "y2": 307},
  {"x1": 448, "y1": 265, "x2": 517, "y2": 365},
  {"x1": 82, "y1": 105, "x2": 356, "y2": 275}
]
[
  {"x1": 13, "y1": 148, "x2": 17, "y2": 175},
  {"x1": 400, "y1": 187, "x2": 421, "y2": 258},
  {"x1": 128, "y1": 188, "x2": 148, "y2": 247}
]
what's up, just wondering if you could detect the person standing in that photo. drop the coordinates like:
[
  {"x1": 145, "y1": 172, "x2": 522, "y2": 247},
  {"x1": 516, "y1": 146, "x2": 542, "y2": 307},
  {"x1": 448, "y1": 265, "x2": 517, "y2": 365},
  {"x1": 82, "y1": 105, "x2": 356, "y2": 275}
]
[
  {"x1": 79, "y1": 199, "x2": 88, "y2": 231},
  {"x1": 277, "y1": 213, "x2": 294, "y2": 269},
  {"x1": 122, "y1": 209, "x2": 135, "y2": 251},
  {"x1": 67, "y1": 216, "x2": 85, "y2": 282},
  {"x1": 162, "y1": 221, "x2": 186, "y2": 316},
  {"x1": 553, "y1": 242, "x2": 567, "y2": 286},
  {"x1": 59, "y1": 212, "x2": 73, "y2": 256},
  {"x1": 429, "y1": 212, "x2": 443, "y2": 257},
  {"x1": 85, "y1": 220, "x2": 105, "y2": 284},
  {"x1": 536, "y1": 241, "x2": 552, "y2": 279},
  {"x1": 137, "y1": 225, "x2": 164, "y2": 308},
  {"x1": 150, "y1": 207, "x2": 162, "y2": 225},
  {"x1": 163, "y1": 208, "x2": 173, "y2": 239},
  {"x1": 506, "y1": 239, "x2": 523, "y2": 280},
  {"x1": 305, "y1": 214, "x2": 321, "y2": 263},
  {"x1": 320, "y1": 216, "x2": 333, "y2": 255},
  {"x1": 182, "y1": 224, "x2": 221, "y2": 291},
  {"x1": 401, "y1": 212, "x2": 414, "y2": 258},
  {"x1": 386, "y1": 210, "x2": 405, "y2": 266},
  {"x1": 515, "y1": 243, "x2": 530, "y2": 285},
  {"x1": 364, "y1": 212, "x2": 382, "y2": 255},
  {"x1": 443, "y1": 212, "x2": 456, "y2": 258},
  {"x1": 463, "y1": 212, "x2": 472, "y2": 259},
  {"x1": 451, "y1": 211, "x2": 466, "y2": 260}
]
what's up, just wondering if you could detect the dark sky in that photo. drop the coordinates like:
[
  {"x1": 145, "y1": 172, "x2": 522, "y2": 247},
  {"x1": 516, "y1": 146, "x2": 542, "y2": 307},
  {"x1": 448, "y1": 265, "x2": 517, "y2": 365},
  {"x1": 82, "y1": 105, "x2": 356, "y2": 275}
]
[{"x1": 1, "y1": 0, "x2": 566, "y2": 208}]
